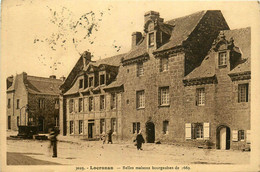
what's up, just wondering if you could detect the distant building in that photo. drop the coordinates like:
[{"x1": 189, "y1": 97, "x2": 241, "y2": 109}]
[
  {"x1": 6, "y1": 72, "x2": 64, "y2": 133},
  {"x1": 59, "y1": 10, "x2": 250, "y2": 150}
]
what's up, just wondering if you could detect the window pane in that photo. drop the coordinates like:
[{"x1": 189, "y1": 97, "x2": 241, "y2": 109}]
[
  {"x1": 160, "y1": 87, "x2": 169, "y2": 105},
  {"x1": 137, "y1": 63, "x2": 144, "y2": 77},
  {"x1": 100, "y1": 95, "x2": 105, "y2": 110},
  {"x1": 137, "y1": 90, "x2": 145, "y2": 108},
  {"x1": 219, "y1": 52, "x2": 227, "y2": 66},
  {"x1": 238, "y1": 84, "x2": 248, "y2": 103},
  {"x1": 196, "y1": 88, "x2": 205, "y2": 106},
  {"x1": 149, "y1": 32, "x2": 154, "y2": 46}
]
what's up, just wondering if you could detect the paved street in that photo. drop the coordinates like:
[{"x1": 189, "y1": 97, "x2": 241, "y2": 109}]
[{"x1": 6, "y1": 137, "x2": 250, "y2": 166}]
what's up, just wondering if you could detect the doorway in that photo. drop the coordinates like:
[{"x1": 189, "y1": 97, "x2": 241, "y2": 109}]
[
  {"x1": 216, "y1": 125, "x2": 230, "y2": 150},
  {"x1": 146, "y1": 122, "x2": 155, "y2": 143},
  {"x1": 88, "y1": 121, "x2": 94, "y2": 138},
  {"x1": 38, "y1": 117, "x2": 44, "y2": 132}
]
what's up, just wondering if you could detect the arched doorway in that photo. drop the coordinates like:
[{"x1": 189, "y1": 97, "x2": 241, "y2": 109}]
[
  {"x1": 216, "y1": 125, "x2": 230, "y2": 150},
  {"x1": 146, "y1": 122, "x2": 155, "y2": 143}
]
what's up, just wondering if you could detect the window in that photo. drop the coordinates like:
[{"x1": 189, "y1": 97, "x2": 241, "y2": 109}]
[
  {"x1": 163, "y1": 121, "x2": 169, "y2": 134},
  {"x1": 79, "y1": 98, "x2": 83, "y2": 112},
  {"x1": 100, "y1": 95, "x2": 105, "y2": 110},
  {"x1": 185, "y1": 123, "x2": 210, "y2": 140},
  {"x1": 8, "y1": 116, "x2": 11, "y2": 129},
  {"x1": 16, "y1": 99, "x2": 20, "y2": 109},
  {"x1": 148, "y1": 32, "x2": 155, "y2": 46},
  {"x1": 133, "y1": 122, "x2": 140, "y2": 134},
  {"x1": 159, "y1": 87, "x2": 169, "y2": 106},
  {"x1": 79, "y1": 120, "x2": 83, "y2": 134},
  {"x1": 69, "y1": 99, "x2": 74, "y2": 113},
  {"x1": 89, "y1": 77, "x2": 94, "y2": 87},
  {"x1": 100, "y1": 119, "x2": 105, "y2": 134},
  {"x1": 70, "y1": 121, "x2": 74, "y2": 134},
  {"x1": 8, "y1": 99, "x2": 11, "y2": 108},
  {"x1": 238, "y1": 84, "x2": 248, "y2": 103},
  {"x1": 39, "y1": 99, "x2": 45, "y2": 109},
  {"x1": 136, "y1": 90, "x2": 145, "y2": 108},
  {"x1": 219, "y1": 52, "x2": 227, "y2": 66},
  {"x1": 55, "y1": 116, "x2": 59, "y2": 127},
  {"x1": 79, "y1": 79, "x2": 83, "y2": 88},
  {"x1": 100, "y1": 74, "x2": 105, "y2": 85},
  {"x1": 160, "y1": 57, "x2": 168, "y2": 72},
  {"x1": 55, "y1": 99, "x2": 59, "y2": 109},
  {"x1": 137, "y1": 62, "x2": 144, "y2": 77},
  {"x1": 89, "y1": 97, "x2": 93, "y2": 111},
  {"x1": 111, "y1": 118, "x2": 117, "y2": 133},
  {"x1": 238, "y1": 130, "x2": 245, "y2": 141},
  {"x1": 196, "y1": 88, "x2": 205, "y2": 106},
  {"x1": 111, "y1": 93, "x2": 116, "y2": 109}
]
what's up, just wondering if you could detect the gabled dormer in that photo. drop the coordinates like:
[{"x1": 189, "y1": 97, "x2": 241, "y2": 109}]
[{"x1": 212, "y1": 31, "x2": 242, "y2": 71}]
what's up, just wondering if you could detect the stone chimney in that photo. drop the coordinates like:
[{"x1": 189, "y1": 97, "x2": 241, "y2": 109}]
[
  {"x1": 50, "y1": 75, "x2": 56, "y2": 79},
  {"x1": 60, "y1": 76, "x2": 66, "y2": 81},
  {"x1": 82, "y1": 51, "x2": 92, "y2": 67},
  {"x1": 144, "y1": 11, "x2": 163, "y2": 24},
  {"x1": 132, "y1": 32, "x2": 142, "y2": 48}
]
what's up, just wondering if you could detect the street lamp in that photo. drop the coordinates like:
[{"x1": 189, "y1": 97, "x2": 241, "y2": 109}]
[{"x1": 19, "y1": 104, "x2": 29, "y2": 126}]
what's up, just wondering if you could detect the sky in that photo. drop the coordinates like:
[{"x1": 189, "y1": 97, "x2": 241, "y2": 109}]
[{"x1": 1, "y1": 0, "x2": 259, "y2": 79}]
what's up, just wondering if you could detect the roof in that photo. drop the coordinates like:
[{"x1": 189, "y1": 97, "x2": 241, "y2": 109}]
[
  {"x1": 155, "y1": 10, "x2": 207, "y2": 53},
  {"x1": 26, "y1": 76, "x2": 63, "y2": 95},
  {"x1": 123, "y1": 36, "x2": 147, "y2": 61},
  {"x1": 184, "y1": 27, "x2": 251, "y2": 80}
]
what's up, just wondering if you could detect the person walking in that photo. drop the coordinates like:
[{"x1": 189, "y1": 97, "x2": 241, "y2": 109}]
[
  {"x1": 135, "y1": 130, "x2": 145, "y2": 150},
  {"x1": 107, "y1": 130, "x2": 113, "y2": 144},
  {"x1": 49, "y1": 127, "x2": 59, "y2": 158}
]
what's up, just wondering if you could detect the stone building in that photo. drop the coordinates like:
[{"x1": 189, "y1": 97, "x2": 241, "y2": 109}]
[
  {"x1": 59, "y1": 10, "x2": 250, "y2": 150},
  {"x1": 6, "y1": 72, "x2": 63, "y2": 133}
]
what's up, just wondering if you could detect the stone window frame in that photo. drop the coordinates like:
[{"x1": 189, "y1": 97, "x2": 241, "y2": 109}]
[
  {"x1": 158, "y1": 86, "x2": 170, "y2": 106},
  {"x1": 70, "y1": 121, "x2": 74, "y2": 134},
  {"x1": 238, "y1": 83, "x2": 248, "y2": 103},
  {"x1": 196, "y1": 87, "x2": 205, "y2": 106},
  {"x1": 69, "y1": 99, "x2": 74, "y2": 113},
  {"x1": 79, "y1": 79, "x2": 84, "y2": 89},
  {"x1": 133, "y1": 122, "x2": 140, "y2": 134},
  {"x1": 148, "y1": 32, "x2": 155, "y2": 47},
  {"x1": 79, "y1": 120, "x2": 83, "y2": 134},
  {"x1": 218, "y1": 51, "x2": 228, "y2": 67},
  {"x1": 39, "y1": 98, "x2": 45, "y2": 109},
  {"x1": 100, "y1": 95, "x2": 105, "y2": 111},
  {"x1": 238, "y1": 130, "x2": 245, "y2": 141},
  {"x1": 137, "y1": 62, "x2": 144, "y2": 77},
  {"x1": 136, "y1": 90, "x2": 145, "y2": 109},
  {"x1": 100, "y1": 119, "x2": 105, "y2": 134},
  {"x1": 111, "y1": 118, "x2": 117, "y2": 134},
  {"x1": 160, "y1": 57, "x2": 169, "y2": 72},
  {"x1": 110, "y1": 93, "x2": 116, "y2": 110},
  {"x1": 89, "y1": 96, "x2": 94, "y2": 111},
  {"x1": 78, "y1": 98, "x2": 83, "y2": 112},
  {"x1": 163, "y1": 120, "x2": 169, "y2": 135}
]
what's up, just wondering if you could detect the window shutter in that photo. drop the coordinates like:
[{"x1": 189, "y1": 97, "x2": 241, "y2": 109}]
[
  {"x1": 158, "y1": 88, "x2": 161, "y2": 105},
  {"x1": 185, "y1": 123, "x2": 191, "y2": 140},
  {"x1": 195, "y1": 90, "x2": 198, "y2": 106},
  {"x1": 203, "y1": 122, "x2": 210, "y2": 140},
  {"x1": 246, "y1": 130, "x2": 251, "y2": 144},
  {"x1": 232, "y1": 130, "x2": 238, "y2": 141}
]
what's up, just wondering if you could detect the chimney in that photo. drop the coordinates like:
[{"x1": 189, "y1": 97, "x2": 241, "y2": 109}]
[
  {"x1": 22, "y1": 72, "x2": 27, "y2": 82},
  {"x1": 131, "y1": 32, "x2": 142, "y2": 48},
  {"x1": 50, "y1": 75, "x2": 56, "y2": 79},
  {"x1": 82, "y1": 51, "x2": 92, "y2": 67},
  {"x1": 144, "y1": 11, "x2": 163, "y2": 24},
  {"x1": 60, "y1": 76, "x2": 66, "y2": 81}
]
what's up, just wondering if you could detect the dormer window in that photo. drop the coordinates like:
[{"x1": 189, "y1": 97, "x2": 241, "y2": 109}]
[
  {"x1": 100, "y1": 74, "x2": 105, "y2": 85},
  {"x1": 148, "y1": 32, "x2": 155, "y2": 47},
  {"x1": 89, "y1": 77, "x2": 94, "y2": 87},
  {"x1": 79, "y1": 79, "x2": 83, "y2": 88},
  {"x1": 218, "y1": 52, "x2": 227, "y2": 66}
]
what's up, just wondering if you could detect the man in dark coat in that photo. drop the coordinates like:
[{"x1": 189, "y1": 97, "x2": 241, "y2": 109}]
[
  {"x1": 107, "y1": 130, "x2": 113, "y2": 144},
  {"x1": 49, "y1": 127, "x2": 59, "y2": 158},
  {"x1": 135, "y1": 130, "x2": 145, "y2": 150}
]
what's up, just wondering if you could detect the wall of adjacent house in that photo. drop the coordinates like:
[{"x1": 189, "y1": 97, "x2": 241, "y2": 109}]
[
  {"x1": 121, "y1": 52, "x2": 186, "y2": 143},
  {"x1": 28, "y1": 93, "x2": 59, "y2": 133}
]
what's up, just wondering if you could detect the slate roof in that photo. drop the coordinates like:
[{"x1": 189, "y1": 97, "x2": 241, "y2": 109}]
[
  {"x1": 184, "y1": 27, "x2": 251, "y2": 80},
  {"x1": 26, "y1": 76, "x2": 63, "y2": 95},
  {"x1": 123, "y1": 36, "x2": 147, "y2": 61}
]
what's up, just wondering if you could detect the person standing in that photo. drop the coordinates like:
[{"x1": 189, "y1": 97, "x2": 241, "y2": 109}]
[
  {"x1": 107, "y1": 130, "x2": 113, "y2": 144},
  {"x1": 49, "y1": 127, "x2": 59, "y2": 158},
  {"x1": 135, "y1": 130, "x2": 145, "y2": 150}
]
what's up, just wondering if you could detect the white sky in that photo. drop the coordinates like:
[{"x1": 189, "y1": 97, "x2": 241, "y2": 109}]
[{"x1": 1, "y1": 1, "x2": 259, "y2": 79}]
